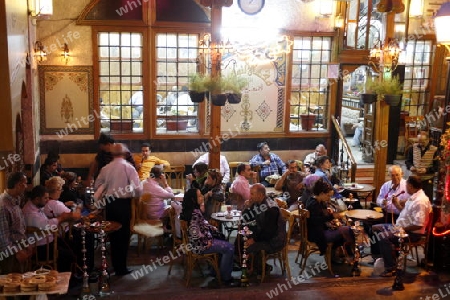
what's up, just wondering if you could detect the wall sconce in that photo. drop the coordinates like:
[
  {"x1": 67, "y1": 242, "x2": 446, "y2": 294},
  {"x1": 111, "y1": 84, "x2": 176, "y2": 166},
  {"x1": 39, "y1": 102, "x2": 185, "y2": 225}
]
[
  {"x1": 34, "y1": 41, "x2": 47, "y2": 63},
  {"x1": 61, "y1": 43, "x2": 70, "y2": 64},
  {"x1": 369, "y1": 39, "x2": 402, "y2": 73},
  {"x1": 334, "y1": 14, "x2": 344, "y2": 29},
  {"x1": 409, "y1": 0, "x2": 423, "y2": 18}
]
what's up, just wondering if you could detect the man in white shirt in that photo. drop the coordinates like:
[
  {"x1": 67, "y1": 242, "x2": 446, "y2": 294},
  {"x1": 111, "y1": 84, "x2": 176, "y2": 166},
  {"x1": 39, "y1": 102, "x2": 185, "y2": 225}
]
[
  {"x1": 94, "y1": 143, "x2": 142, "y2": 276},
  {"x1": 193, "y1": 153, "x2": 230, "y2": 184},
  {"x1": 375, "y1": 175, "x2": 431, "y2": 277},
  {"x1": 303, "y1": 144, "x2": 327, "y2": 173}
]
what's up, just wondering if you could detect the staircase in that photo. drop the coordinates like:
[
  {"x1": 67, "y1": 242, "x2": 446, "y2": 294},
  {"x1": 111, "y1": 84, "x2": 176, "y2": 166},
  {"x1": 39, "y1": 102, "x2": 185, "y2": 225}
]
[{"x1": 355, "y1": 164, "x2": 391, "y2": 184}]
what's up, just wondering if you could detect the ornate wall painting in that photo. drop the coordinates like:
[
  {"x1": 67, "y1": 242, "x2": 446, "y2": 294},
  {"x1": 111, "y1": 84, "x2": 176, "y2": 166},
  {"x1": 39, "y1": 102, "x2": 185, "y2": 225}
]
[
  {"x1": 220, "y1": 55, "x2": 286, "y2": 133},
  {"x1": 39, "y1": 66, "x2": 93, "y2": 135}
]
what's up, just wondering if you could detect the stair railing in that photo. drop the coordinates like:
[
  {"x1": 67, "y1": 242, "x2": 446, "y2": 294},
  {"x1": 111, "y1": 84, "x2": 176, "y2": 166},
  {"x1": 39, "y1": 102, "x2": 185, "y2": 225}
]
[{"x1": 331, "y1": 115, "x2": 357, "y2": 183}]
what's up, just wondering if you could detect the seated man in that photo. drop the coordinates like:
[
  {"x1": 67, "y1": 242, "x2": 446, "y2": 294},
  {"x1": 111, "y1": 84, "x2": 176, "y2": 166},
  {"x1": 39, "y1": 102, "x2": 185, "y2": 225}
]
[
  {"x1": 22, "y1": 185, "x2": 81, "y2": 272},
  {"x1": 193, "y1": 153, "x2": 230, "y2": 184},
  {"x1": 240, "y1": 184, "x2": 286, "y2": 274},
  {"x1": 373, "y1": 175, "x2": 431, "y2": 277},
  {"x1": 135, "y1": 142, "x2": 170, "y2": 181},
  {"x1": 274, "y1": 160, "x2": 306, "y2": 211},
  {"x1": 249, "y1": 142, "x2": 286, "y2": 187},
  {"x1": 230, "y1": 163, "x2": 256, "y2": 201},
  {"x1": 303, "y1": 144, "x2": 327, "y2": 173}
]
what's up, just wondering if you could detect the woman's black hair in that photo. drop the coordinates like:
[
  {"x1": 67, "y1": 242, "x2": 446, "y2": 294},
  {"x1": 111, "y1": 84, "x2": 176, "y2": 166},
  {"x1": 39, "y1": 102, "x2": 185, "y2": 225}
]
[
  {"x1": 312, "y1": 177, "x2": 333, "y2": 196},
  {"x1": 180, "y1": 188, "x2": 200, "y2": 222},
  {"x1": 315, "y1": 155, "x2": 330, "y2": 168}
]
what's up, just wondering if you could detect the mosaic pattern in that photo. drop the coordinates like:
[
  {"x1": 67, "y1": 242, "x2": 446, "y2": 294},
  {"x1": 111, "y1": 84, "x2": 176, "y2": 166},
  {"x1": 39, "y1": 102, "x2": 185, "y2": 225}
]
[
  {"x1": 44, "y1": 72, "x2": 64, "y2": 91},
  {"x1": 68, "y1": 72, "x2": 89, "y2": 92},
  {"x1": 221, "y1": 101, "x2": 236, "y2": 122},
  {"x1": 255, "y1": 100, "x2": 272, "y2": 122}
]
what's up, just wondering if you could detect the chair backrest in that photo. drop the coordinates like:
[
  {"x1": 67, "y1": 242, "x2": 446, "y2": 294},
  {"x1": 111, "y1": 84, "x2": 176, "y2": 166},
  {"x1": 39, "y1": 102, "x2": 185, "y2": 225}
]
[
  {"x1": 180, "y1": 220, "x2": 190, "y2": 251},
  {"x1": 275, "y1": 198, "x2": 288, "y2": 209},
  {"x1": 138, "y1": 193, "x2": 152, "y2": 222},
  {"x1": 166, "y1": 165, "x2": 185, "y2": 190},
  {"x1": 130, "y1": 196, "x2": 140, "y2": 230},
  {"x1": 252, "y1": 165, "x2": 261, "y2": 183},
  {"x1": 26, "y1": 226, "x2": 58, "y2": 270},
  {"x1": 280, "y1": 208, "x2": 295, "y2": 243},
  {"x1": 405, "y1": 116, "x2": 426, "y2": 139},
  {"x1": 297, "y1": 208, "x2": 310, "y2": 244}
]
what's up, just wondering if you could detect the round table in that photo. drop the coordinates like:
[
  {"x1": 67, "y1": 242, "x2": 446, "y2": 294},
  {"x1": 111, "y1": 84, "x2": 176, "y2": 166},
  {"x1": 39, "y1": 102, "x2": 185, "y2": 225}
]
[
  {"x1": 343, "y1": 184, "x2": 376, "y2": 208},
  {"x1": 211, "y1": 212, "x2": 241, "y2": 240},
  {"x1": 345, "y1": 209, "x2": 383, "y2": 222},
  {"x1": 75, "y1": 220, "x2": 122, "y2": 234}
]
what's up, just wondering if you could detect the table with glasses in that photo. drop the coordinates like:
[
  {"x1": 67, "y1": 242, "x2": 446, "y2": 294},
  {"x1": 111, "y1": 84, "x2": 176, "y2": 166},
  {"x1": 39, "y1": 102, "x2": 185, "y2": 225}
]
[{"x1": 211, "y1": 211, "x2": 241, "y2": 240}]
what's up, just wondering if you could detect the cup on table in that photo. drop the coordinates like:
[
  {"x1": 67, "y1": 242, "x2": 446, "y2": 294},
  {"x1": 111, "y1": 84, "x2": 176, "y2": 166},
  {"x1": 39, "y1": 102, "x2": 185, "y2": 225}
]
[
  {"x1": 226, "y1": 205, "x2": 232, "y2": 215},
  {"x1": 232, "y1": 205, "x2": 238, "y2": 215}
]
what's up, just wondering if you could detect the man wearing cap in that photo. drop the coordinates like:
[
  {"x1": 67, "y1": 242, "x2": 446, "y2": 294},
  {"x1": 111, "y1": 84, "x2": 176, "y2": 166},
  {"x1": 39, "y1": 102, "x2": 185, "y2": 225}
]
[{"x1": 94, "y1": 143, "x2": 142, "y2": 276}]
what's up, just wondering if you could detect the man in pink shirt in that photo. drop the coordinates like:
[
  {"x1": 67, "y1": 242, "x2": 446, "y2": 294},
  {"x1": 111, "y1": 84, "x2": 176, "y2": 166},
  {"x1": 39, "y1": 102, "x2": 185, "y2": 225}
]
[{"x1": 230, "y1": 163, "x2": 256, "y2": 201}]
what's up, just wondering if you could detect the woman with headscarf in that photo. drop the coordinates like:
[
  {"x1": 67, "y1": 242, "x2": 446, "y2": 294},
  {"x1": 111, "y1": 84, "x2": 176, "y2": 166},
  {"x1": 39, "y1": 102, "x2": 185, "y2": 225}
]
[{"x1": 202, "y1": 169, "x2": 225, "y2": 220}]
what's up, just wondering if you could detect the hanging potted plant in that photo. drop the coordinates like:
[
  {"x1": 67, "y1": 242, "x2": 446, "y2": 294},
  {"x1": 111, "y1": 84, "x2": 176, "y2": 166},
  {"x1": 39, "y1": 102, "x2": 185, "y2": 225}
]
[
  {"x1": 205, "y1": 76, "x2": 228, "y2": 106},
  {"x1": 188, "y1": 73, "x2": 208, "y2": 103},
  {"x1": 373, "y1": 75, "x2": 403, "y2": 106},
  {"x1": 359, "y1": 76, "x2": 378, "y2": 105},
  {"x1": 222, "y1": 73, "x2": 249, "y2": 104}
]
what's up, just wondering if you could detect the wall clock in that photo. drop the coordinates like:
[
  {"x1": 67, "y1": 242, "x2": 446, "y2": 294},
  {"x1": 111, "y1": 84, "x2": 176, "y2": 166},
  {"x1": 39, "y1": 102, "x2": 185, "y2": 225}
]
[{"x1": 238, "y1": 0, "x2": 265, "y2": 15}]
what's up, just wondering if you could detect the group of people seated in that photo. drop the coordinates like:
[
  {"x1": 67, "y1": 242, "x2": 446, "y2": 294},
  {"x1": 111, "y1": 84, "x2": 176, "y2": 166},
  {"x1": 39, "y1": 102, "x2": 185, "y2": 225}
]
[{"x1": 0, "y1": 131, "x2": 435, "y2": 286}]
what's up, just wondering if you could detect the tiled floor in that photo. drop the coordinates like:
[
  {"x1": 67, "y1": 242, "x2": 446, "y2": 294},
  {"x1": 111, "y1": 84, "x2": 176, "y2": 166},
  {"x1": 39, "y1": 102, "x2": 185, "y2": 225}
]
[{"x1": 56, "y1": 230, "x2": 450, "y2": 300}]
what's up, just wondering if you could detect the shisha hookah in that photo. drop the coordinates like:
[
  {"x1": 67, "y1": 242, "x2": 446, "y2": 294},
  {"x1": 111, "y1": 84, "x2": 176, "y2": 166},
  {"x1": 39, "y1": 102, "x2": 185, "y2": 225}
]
[
  {"x1": 349, "y1": 219, "x2": 362, "y2": 276},
  {"x1": 238, "y1": 225, "x2": 252, "y2": 287},
  {"x1": 81, "y1": 217, "x2": 90, "y2": 295},
  {"x1": 98, "y1": 221, "x2": 111, "y2": 295},
  {"x1": 392, "y1": 227, "x2": 409, "y2": 291}
]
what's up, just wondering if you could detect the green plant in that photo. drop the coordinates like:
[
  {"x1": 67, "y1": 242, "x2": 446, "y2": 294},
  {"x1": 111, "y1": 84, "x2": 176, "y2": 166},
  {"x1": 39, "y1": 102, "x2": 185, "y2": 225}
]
[
  {"x1": 188, "y1": 73, "x2": 208, "y2": 92},
  {"x1": 221, "y1": 73, "x2": 249, "y2": 94},
  {"x1": 373, "y1": 75, "x2": 403, "y2": 96}
]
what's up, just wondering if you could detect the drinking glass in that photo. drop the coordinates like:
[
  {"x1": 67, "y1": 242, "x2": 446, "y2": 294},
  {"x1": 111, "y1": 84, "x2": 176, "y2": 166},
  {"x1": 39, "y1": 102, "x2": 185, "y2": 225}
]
[
  {"x1": 232, "y1": 205, "x2": 238, "y2": 215},
  {"x1": 226, "y1": 205, "x2": 232, "y2": 215}
]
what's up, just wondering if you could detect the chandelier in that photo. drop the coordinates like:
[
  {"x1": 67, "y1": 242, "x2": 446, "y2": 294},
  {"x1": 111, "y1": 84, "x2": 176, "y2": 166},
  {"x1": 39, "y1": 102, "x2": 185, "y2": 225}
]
[{"x1": 368, "y1": 39, "x2": 401, "y2": 73}]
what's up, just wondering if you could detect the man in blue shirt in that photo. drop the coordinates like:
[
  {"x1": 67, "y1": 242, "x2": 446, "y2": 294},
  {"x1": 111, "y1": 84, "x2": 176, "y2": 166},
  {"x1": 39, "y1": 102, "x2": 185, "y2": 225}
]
[{"x1": 249, "y1": 142, "x2": 286, "y2": 187}]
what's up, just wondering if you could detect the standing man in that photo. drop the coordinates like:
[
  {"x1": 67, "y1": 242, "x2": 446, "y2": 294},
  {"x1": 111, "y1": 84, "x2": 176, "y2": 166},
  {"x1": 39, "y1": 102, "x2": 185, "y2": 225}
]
[
  {"x1": 87, "y1": 133, "x2": 136, "y2": 183},
  {"x1": 274, "y1": 160, "x2": 306, "y2": 211},
  {"x1": 375, "y1": 176, "x2": 431, "y2": 277},
  {"x1": 135, "y1": 142, "x2": 170, "y2": 181},
  {"x1": 241, "y1": 184, "x2": 286, "y2": 275},
  {"x1": 249, "y1": 142, "x2": 286, "y2": 187},
  {"x1": 94, "y1": 143, "x2": 142, "y2": 276},
  {"x1": 0, "y1": 172, "x2": 33, "y2": 274},
  {"x1": 405, "y1": 131, "x2": 438, "y2": 200}
]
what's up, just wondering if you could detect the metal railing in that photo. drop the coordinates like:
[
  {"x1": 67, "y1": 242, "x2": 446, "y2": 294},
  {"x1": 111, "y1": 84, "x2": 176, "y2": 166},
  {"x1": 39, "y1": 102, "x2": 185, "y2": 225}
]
[{"x1": 331, "y1": 116, "x2": 357, "y2": 183}]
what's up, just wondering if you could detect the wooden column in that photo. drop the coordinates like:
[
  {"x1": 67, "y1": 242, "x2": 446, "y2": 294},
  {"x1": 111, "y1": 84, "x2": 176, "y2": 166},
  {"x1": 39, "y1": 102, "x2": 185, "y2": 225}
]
[
  {"x1": 209, "y1": 4, "x2": 223, "y2": 170},
  {"x1": 373, "y1": 11, "x2": 396, "y2": 194},
  {"x1": 200, "y1": 0, "x2": 233, "y2": 169}
]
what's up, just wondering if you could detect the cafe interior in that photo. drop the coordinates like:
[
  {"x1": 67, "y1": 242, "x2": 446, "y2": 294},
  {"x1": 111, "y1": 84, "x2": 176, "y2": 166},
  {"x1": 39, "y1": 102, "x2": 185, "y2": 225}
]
[{"x1": 3, "y1": 0, "x2": 450, "y2": 298}]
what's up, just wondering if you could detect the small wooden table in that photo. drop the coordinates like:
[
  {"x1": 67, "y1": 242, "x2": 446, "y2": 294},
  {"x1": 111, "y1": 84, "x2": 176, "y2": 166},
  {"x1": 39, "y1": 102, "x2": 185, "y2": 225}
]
[
  {"x1": 343, "y1": 183, "x2": 376, "y2": 208},
  {"x1": 211, "y1": 212, "x2": 241, "y2": 240},
  {"x1": 345, "y1": 209, "x2": 383, "y2": 222},
  {"x1": 0, "y1": 272, "x2": 71, "y2": 299}
]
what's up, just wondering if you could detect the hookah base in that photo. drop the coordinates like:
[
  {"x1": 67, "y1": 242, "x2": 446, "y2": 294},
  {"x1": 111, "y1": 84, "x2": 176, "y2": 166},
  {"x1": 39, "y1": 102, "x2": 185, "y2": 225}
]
[{"x1": 392, "y1": 269, "x2": 405, "y2": 291}]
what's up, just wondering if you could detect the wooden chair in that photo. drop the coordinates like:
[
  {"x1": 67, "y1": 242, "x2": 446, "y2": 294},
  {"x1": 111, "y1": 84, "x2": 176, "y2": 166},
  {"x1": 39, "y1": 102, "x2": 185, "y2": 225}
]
[
  {"x1": 130, "y1": 195, "x2": 164, "y2": 255},
  {"x1": 406, "y1": 211, "x2": 433, "y2": 268},
  {"x1": 26, "y1": 226, "x2": 58, "y2": 270},
  {"x1": 275, "y1": 198, "x2": 288, "y2": 209},
  {"x1": 228, "y1": 162, "x2": 242, "y2": 182},
  {"x1": 404, "y1": 116, "x2": 426, "y2": 153},
  {"x1": 167, "y1": 206, "x2": 183, "y2": 275},
  {"x1": 295, "y1": 208, "x2": 334, "y2": 276},
  {"x1": 180, "y1": 220, "x2": 221, "y2": 287},
  {"x1": 166, "y1": 165, "x2": 185, "y2": 190},
  {"x1": 259, "y1": 208, "x2": 294, "y2": 283},
  {"x1": 252, "y1": 165, "x2": 261, "y2": 183}
]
